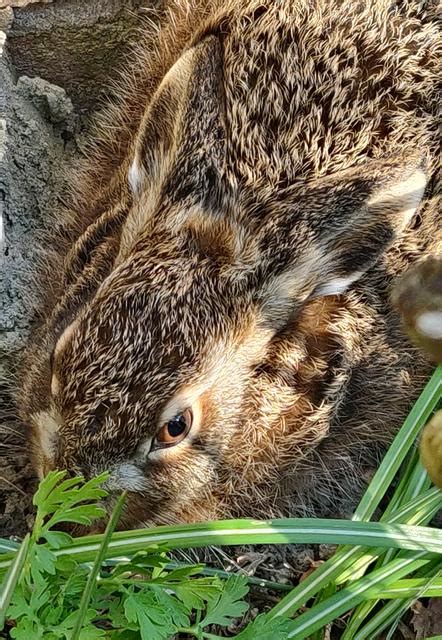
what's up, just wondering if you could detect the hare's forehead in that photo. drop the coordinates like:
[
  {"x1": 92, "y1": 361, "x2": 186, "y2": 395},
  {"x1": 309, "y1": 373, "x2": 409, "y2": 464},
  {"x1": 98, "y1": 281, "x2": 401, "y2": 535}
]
[{"x1": 51, "y1": 300, "x2": 237, "y2": 391}]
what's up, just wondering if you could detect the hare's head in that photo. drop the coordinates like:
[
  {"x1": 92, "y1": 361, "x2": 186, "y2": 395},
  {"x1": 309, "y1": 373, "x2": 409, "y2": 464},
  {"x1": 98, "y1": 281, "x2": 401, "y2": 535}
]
[{"x1": 29, "y1": 37, "x2": 427, "y2": 527}]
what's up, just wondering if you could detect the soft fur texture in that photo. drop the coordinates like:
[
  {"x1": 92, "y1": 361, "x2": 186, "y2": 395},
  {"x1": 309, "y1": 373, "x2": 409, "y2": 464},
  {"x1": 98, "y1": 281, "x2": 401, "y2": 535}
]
[{"x1": 19, "y1": 0, "x2": 441, "y2": 528}]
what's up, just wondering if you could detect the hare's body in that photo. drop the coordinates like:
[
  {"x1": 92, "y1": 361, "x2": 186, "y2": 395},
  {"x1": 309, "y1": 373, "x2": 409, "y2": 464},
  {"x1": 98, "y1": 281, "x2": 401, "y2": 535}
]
[{"x1": 20, "y1": 0, "x2": 440, "y2": 526}]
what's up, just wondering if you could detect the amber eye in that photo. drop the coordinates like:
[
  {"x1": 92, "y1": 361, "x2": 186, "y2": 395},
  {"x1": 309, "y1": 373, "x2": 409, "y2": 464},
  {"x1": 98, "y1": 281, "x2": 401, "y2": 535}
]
[{"x1": 155, "y1": 408, "x2": 193, "y2": 448}]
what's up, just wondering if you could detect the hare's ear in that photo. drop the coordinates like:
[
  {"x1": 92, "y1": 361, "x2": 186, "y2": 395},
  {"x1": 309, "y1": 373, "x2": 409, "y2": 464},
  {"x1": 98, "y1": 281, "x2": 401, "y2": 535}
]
[
  {"x1": 259, "y1": 156, "x2": 427, "y2": 319},
  {"x1": 311, "y1": 157, "x2": 427, "y2": 297},
  {"x1": 128, "y1": 36, "x2": 226, "y2": 208}
]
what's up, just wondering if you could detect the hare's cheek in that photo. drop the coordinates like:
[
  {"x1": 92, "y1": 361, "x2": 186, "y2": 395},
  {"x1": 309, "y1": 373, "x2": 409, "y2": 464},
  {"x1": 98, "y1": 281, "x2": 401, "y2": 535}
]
[{"x1": 29, "y1": 407, "x2": 62, "y2": 477}]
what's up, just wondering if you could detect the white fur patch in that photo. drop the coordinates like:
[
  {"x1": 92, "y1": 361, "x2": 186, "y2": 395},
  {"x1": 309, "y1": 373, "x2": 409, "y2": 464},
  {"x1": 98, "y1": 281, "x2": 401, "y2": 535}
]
[
  {"x1": 316, "y1": 272, "x2": 363, "y2": 297},
  {"x1": 31, "y1": 409, "x2": 61, "y2": 468},
  {"x1": 368, "y1": 167, "x2": 427, "y2": 227},
  {"x1": 128, "y1": 156, "x2": 143, "y2": 195},
  {"x1": 51, "y1": 374, "x2": 60, "y2": 397},
  {"x1": 416, "y1": 311, "x2": 442, "y2": 339},
  {"x1": 108, "y1": 463, "x2": 147, "y2": 491}
]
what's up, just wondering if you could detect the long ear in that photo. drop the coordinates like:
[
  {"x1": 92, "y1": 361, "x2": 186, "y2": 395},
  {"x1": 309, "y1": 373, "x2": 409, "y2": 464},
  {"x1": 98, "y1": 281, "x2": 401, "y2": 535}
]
[
  {"x1": 259, "y1": 155, "x2": 427, "y2": 319},
  {"x1": 128, "y1": 36, "x2": 226, "y2": 210},
  {"x1": 312, "y1": 155, "x2": 427, "y2": 296}
]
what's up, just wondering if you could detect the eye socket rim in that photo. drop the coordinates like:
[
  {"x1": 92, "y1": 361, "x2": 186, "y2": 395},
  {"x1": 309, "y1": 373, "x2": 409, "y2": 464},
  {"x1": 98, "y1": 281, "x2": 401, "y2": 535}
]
[{"x1": 153, "y1": 408, "x2": 193, "y2": 450}]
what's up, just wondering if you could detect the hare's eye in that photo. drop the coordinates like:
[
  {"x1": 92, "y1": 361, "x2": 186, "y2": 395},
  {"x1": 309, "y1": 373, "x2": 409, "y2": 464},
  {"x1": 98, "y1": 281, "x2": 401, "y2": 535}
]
[{"x1": 155, "y1": 408, "x2": 193, "y2": 448}]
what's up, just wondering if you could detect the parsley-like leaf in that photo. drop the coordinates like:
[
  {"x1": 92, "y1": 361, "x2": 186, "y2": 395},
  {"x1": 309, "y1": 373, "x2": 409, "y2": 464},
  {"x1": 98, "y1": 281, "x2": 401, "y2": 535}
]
[
  {"x1": 123, "y1": 588, "x2": 177, "y2": 640},
  {"x1": 236, "y1": 612, "x2": 294, "y2": 639},
  {"x1": 199, "y1": 575, "x2": 249, "y2": 628}
]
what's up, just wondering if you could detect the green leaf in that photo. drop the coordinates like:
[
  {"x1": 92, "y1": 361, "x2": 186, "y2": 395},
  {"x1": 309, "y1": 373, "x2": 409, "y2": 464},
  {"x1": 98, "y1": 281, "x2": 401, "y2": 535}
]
[
  {"x1": 46, "y1": 504, "x2": 106, "y2": 530},
  {"x1": 42, "y1": 603, "x2": 65, "y2": 625},
  {"x1": 59, "y1": 569, "x2": 88, "y2": 603},
  {"x1": 200, "y1": 575, "x2": 249, "y2": 628},
  {"x1": 7, "y1": 585, "x2": 35, "y2": 621},
  {"x1": 173, "y1": 576, "x2": 223, "y2": 611},
  {"x1": 32, "y1": 471, "x2": 109, "y2": 538},
  {"x1": 151, "y1": 585, "x2": 190, "y2": 627},
  {"x1": 105, "y1": 593, "x2": 134, "y2": 630},
  {"x1": 153, "y1": 563, "x2": 204, "y2": 582},
  {"x1": 10, "y1": 616, "x2": 44, "y2": 639},
  {"x1": 78, "y1": 627, "x2": 107, "y2": 640},
  {"x1": 237, "y1": 613, "x2": 293, "y2": 639},
  {"x1": 34, "y1": 545, "x2": 57, "y2": 575},
  {"x1": 32, "y1": 470, "x2": 68, "y2": 511},
  {"x1": 41, "y1": 531, "x2": 74, "y2": 549},
  {"x1": 123, "y1": 589, "x2": 176, "y2": 640},
  {"x1": 54, "y1": 555, "x2": 78, "y2": 574}
]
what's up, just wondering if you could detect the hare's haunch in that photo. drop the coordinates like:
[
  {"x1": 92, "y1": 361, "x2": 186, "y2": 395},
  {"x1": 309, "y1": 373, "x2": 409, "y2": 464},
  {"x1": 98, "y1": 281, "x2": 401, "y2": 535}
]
[{"x1": 20, "y1": 1, "x2": 441, "y2": 528}]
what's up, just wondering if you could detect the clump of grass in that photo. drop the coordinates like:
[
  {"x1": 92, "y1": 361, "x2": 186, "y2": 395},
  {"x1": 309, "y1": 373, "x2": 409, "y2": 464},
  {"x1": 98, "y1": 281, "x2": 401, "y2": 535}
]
[{"x1": 0, "y1": 365, "x2": 440, "y2": 639}]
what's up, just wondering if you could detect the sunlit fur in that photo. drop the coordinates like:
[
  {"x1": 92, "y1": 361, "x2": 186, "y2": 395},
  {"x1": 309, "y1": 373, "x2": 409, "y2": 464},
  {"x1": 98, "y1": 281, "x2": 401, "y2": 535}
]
[{"x1": 19, "y1": 0, "x2": 441, "y2": 529}]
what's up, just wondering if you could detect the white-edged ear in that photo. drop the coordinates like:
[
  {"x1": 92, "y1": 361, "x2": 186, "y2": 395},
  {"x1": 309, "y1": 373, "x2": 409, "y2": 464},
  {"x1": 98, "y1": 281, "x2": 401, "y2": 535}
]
[
  {"x1": 313, "y1": 160, "x2": 427, "y2": 297},
  {"x1": 367, "y1": 165, "x2": 426, "y2": 228},
  {"x1": 128, "y1": 35, "x2": 226, "y2": 200},
  {"x1": 128, "y1": 155, "x2": 143, "y2": 196},
  {"x1": 314, "y1": 164, "x2": 426, "y2": 298},
  {"x1": 120, "y1": 36, "x2": 227, "y2": 263},
  {"x1": 258, "y1": 156, "x2": 427, "y2": 317},
  {"x1": 315, "y1": 271, "x2": 364, "y2": 297}
]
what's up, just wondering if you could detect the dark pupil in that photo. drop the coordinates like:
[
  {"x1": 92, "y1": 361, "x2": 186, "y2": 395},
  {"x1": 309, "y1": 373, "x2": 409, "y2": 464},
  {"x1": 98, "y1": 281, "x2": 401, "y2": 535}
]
[{"x1": 167, "y1": 415, "x2": 186, "y2": 438}]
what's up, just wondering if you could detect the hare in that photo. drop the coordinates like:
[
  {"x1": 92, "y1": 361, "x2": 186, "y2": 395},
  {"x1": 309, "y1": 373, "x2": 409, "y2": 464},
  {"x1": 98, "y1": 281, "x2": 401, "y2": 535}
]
[{"x1": 18, "y1": 0, "x2": 441, "y2": 528}]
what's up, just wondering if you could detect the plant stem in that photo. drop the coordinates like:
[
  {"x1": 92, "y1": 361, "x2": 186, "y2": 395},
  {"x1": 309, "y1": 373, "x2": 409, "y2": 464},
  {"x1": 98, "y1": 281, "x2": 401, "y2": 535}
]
[{"x1": 70, "y1": 492, "x2": 126, "y2": 640}]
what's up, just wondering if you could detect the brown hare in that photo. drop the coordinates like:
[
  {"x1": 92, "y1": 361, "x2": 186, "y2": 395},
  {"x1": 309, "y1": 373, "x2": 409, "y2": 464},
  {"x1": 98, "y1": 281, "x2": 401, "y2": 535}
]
[{"x1": 19, "y1": 0, "x2": 441, "y2": 528}]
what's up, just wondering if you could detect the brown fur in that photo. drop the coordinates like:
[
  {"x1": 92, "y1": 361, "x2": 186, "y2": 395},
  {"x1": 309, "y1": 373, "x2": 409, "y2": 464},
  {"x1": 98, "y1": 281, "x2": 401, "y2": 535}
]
[{"x1": 19, "y1": 0, "x2": 441, "y2": 528}]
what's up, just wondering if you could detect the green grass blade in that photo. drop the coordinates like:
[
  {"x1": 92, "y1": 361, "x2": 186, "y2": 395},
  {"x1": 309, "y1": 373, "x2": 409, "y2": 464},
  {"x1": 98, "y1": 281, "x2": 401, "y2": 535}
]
[
  {"x1": 374, "y1": 577, "x2": 442, "y2": 599},
  {"x1": 345, "y1": 561, "x2": 441, "y2": 639},
  {"x1": 353, "y1": 365, "x2": 441, "y2": 522},
  {"x1": 268, "y1": 488, "x2": 441, "y2": 619},
  {"x1": 309, "y1": 583, "x2": 337, "y2": 640},
  {"x1": 269, "y1": 545, "x2": 359, "y2": 619},
  {"x1": 384, "y1": 457, "x2": 431, "y2": 520},
  {"x1": 70, "y1": 492, "x2": 126, "y2": 640},
  {"x1": 285, "y1": 553, "x2": 431, "y2": 639},
  {"x1": 354, "y1": 599, "x2": 413, "y2": 640},
  {"x1": 0, "y1": 519, "x2": 439, "y2": 576},
  {"x1": 290, "y1": 367, "x2": 441, "y2": 625},
  {"x1": 0, "y1": 540, "x2": 19, "y2": 555},
  {"x1": 336, "y1": 487, "x2": 441, "y2": 585},
  {"x1": 341, "y1": 485, "x2": 441, "y2": 634},
  {"x1": 0, "y1": 534, "x2": 30, "y2": 629}
]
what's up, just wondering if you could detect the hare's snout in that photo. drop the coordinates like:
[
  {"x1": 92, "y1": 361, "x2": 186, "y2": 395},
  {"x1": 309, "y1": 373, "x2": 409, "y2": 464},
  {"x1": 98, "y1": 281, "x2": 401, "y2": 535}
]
[{"x1": 102, "y1": 463, "x2": 148, "y2": 492}]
